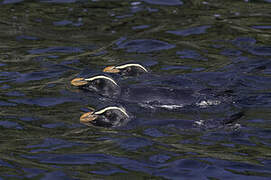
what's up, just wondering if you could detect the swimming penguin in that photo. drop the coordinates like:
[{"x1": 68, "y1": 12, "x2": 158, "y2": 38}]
[
  {"x1": 80, "y1": 106, "x2": 130, "y2": 127},
  {"x1": 103, "y1": 63, "x2": 148, "y2": 76},
  {"x1": 194, "y1": 111, "x2": 244, "y2": 129},
  {"x1": 71, "y1": 75, "x2": 225, "y2": 110},
  {"x1": 103, "y1": 63, "x2": 211, "y2": 92},
  {"x1": 80, "y1": 105, "x2": 243, "y2": 128},
  {"x1": 71, "y1": 75, "x2": 121, "y2": 97}
]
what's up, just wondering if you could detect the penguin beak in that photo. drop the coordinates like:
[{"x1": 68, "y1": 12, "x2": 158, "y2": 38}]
[
  {"x1": 71, "y1": 78, "x2": 88, "y2": 87},
  {"x1": 80, "y1": 112, "x2": 98, "y2": 123},
  {"x1": 103, "y1": 66, "x2": 120, "y2": 73}
]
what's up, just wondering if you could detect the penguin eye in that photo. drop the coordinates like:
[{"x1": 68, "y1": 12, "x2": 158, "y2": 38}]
[
  {"x1": 105, "y1": 111, "x2": 111, "y2": 117},
  {"x1": 92, "y1": 80, "x2": 99, "y2": 85},
  {"x1": 122, "y1": 67, "x2": 131, "y2": 75}
]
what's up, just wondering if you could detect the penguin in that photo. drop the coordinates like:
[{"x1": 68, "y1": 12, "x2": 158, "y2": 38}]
[
  {"x1": 71, "y1": 74, "x2": 224, "y2": 110},
  {"x1": 103, "y1": 63, "x2": 206, "y2": 90},
  {"x1": 71, "y1": 75, "x2": 121, "y2": 97},
  {"x1": 103, "y1": 63, "x2": 148, "y2": 76},
  {"x1": 79, "y1": 105, "x2": 243, "y2": 128},
  {"x1": 80, "y1": 106, "x2": 130, "y2": 127}
]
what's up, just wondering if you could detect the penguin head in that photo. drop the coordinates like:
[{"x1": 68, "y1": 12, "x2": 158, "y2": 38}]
[
  {"x1": 71, "y1": 75, "x2": 120, "y2": 97},
  {"x1": 80, "y1": 106, "x2": 130, "y2": 127},
  {"x1": 103, "y1": 63, "x2": 148, "y2": 76}
]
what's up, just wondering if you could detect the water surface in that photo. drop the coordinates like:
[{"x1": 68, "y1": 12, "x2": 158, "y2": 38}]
[{"x1": 0, "y1": 0, "x2": 271, "y2": 179}]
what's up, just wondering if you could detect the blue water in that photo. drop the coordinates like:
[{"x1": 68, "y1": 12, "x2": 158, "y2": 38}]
[{"x1": 0, "y1": 0, "x2": 271, "y2": 179}]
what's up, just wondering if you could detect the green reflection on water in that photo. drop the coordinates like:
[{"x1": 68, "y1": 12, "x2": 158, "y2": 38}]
[{"x1": 0, "y1": 0, "x2": 271, "y2": 179}]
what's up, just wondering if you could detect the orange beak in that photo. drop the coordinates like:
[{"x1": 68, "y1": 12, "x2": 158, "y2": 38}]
[
  {"x1": 103, "y1": 66, "x2": 120, "y2": 73},
  {"x1": 80, "y1": 112, "x2": 98, "y2": 123},
  {"x1": 71, "y1": 78, "x2": 88, "y2": 87}
]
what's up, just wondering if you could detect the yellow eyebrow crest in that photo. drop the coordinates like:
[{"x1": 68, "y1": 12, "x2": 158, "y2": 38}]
[
  {"x1": 115, "y1": 64, "x2": 148, "y2": 72},
  {"x1": 94, "y1": 106, "x2": 129, "y2": 118},
  {"x1": 85, "y1": 75, "x2": 118, "y2": 86}
]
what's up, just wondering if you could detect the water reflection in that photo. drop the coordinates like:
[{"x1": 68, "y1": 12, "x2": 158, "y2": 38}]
[
  {"x1": 117, "y1": 39, "x2": 175, "y2": 53},
  {"x1": 0, "y1": 0, "x2": 271, "y2": 179},
  {"x1": 142, "y1": 0, "x2": 183, "y2": 6},
  {"x1": 167, "y1": 25, "x2": 211, "y2": 36}
]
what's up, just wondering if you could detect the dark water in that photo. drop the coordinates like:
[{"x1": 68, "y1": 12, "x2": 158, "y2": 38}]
[{"x1": 0, "y1": 0, "x2": 271, "y2": 179}]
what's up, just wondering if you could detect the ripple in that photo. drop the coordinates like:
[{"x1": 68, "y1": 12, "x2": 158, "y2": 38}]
[
  {"x1": 10, "y1": 97, "x2": 79, "y2": 107},
  {"x1": 161, "y1": 65, "x2": 191, "y2": 70},
  {"x1": 232, "y1": 37, "x2": 256, "y2": 49},
  {"x1": 149, "y1": 154, "x2": 170, "y2": 163},
  {"x1": 2, "y1": 0, "x2": 23, "y2": 4},
  {"x1": 249, "y1": 46, "x2": 271, "y2": 56},
  {"x1": 39, "y1": 0, "x2": 76, "y2": 3},
  {"x1": 27, "y1": 138, "x2": 85, "y2": 153},
  {"x1": 91, "y1": 168, "x2": 127, "y2": 175},
  {"x1": 238, "y1": 93, "x2": 271, "y2": 108},
  {"x1": 177, "y1": 49, "x2": 206, "y2": 60},
  {"x1": 1, "y1": 1, "x2": 271, "y2": 179},
  {"x1": 53, "y1": 20, "x2": 72, "y2": 26},
  {"x1": 187, "y1": 71, "x2": 240, "y2": 88},
  {"x1": 20, "y1": 117, "x2": 38, "y2": 122},
  {"x1": 147, "y1": 7, "x2": 159, "y2": 12},
  {"x1": 42, "y1": 122, "x2": 67, "y2": 129},
  {"x1": 22, "y1": 153, "x2": 153, "y2": 173},
  {"x1": 220, "y1": 49, "x2": 242, "y2": 56},
  {"x1": 141, "y1": 119, "x2": 195, "y2": 129},
  {"x1": 16, "y1": 35, "x2": 39, "y2": 41},
  {"x1": 117, "y1": 39, "x2": 175, "y2": 53},
  {"x1": 116, "y1": 14, "x2": 133, "y2": 19},
  {"x1": 0, "y1": 71, "x2": 20, "y2": 79},
  {"x1": 196, "y1": 158, "x2": 271, "y2": 180},
  {"x1": 130, "y1": 4, "x2": 144, "y2": 13},
  {"x1": 60, "y1": 59, "x2": 80, "y2": 65},
  {"x1": 5, "y1": 91, "x2": 25, "y2": 97},
  {"x1": 0, "y1": 159, "x2": 13, "y2": 168},
  {"x1": 153, "y1": 159, "x2": 208, "y2": 180},
  {"x1": 167, "y1": 25, "x2": 211, "y2": 36},
  {"x1": 0, "y1": 84, "x2": 10, "y2": 89},
  {"x1": 251, "y1": 25, "x2": 271, "y2": 29},
  {"x1": 22, "y1": 168, "x2": 45, "y2": 178},
  {"x1": 142, "y1": 0, "x2": 183, "y2": 6},
  {"x1": 41, "y1": 171, "x2": 73, "y2": 180},
  {"x1": 118, "y1": 137, "x2": 153, "y2": 151},
  {"x1": 0, "y1": 101, "x2": 17, "y2": 106},
  {"x1": 0, "y1": 120, "x2": 22, "y2": 129},
  {"x1": 143, "y1": 128, "x2": 166, "y2": 137},
  {"x1": 16, "y1": 70, "x2": 63, "y2": 83},
  {"x1": 132, "y1": 25, "x2": 150, "y2": 30},
  {"x1": 53, "y1": 20, "x2": 83, "y2": 27},
  {"x1": 229, "y1": 58, "x2": 271, "y2": 75},
  {"x1": 28, "y1": 46, "x2": 83, "y2": 54}
]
